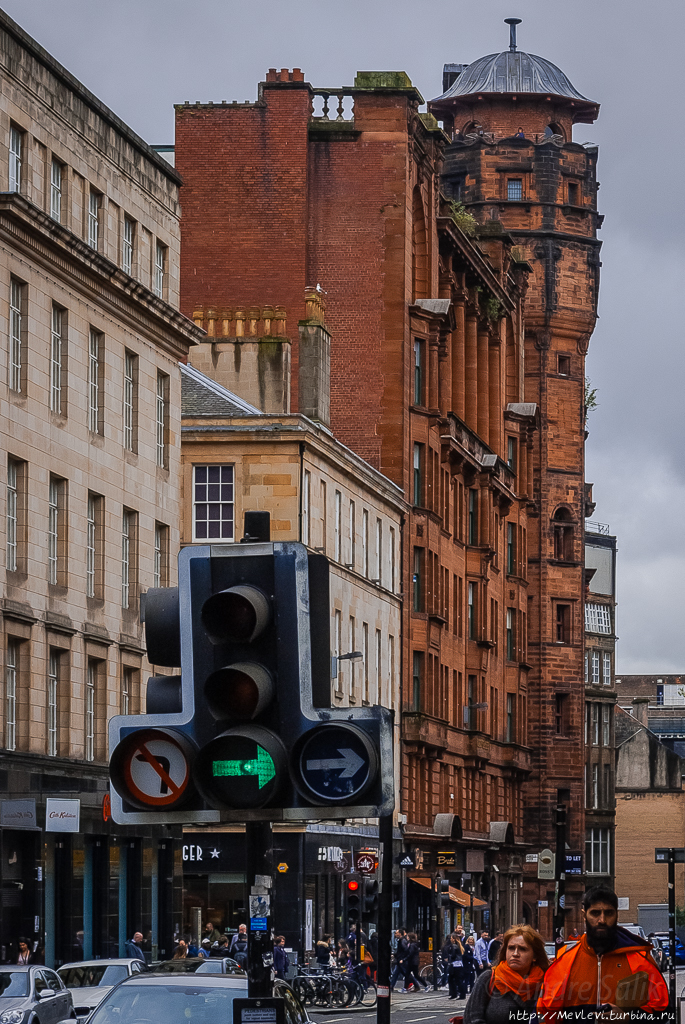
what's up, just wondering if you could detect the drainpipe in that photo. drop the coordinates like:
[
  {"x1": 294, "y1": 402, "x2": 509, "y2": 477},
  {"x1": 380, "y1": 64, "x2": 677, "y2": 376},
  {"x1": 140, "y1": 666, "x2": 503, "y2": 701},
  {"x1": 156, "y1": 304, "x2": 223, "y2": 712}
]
[{"x1": 298, "y1": 441, "x2": 305, "y2": 542}]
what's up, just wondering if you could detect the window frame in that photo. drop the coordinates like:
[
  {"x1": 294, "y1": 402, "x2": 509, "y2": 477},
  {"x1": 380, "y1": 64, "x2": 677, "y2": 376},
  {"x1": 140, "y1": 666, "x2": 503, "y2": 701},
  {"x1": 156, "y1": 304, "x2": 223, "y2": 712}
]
[
  {"x1": 413, "y1": 338, "x2": 425, "y2": 406},
  {"x1": 88, "y1": 328, "x2": 104, "y2": 435},
  {"x1": 156, "y1": 371, "x2": 169, "y2": 468},
  {"x1": 86, "y1": 492, "x2": 103, "y2": 600},
  {"x1": 50, "y1": 305, "x2": 66, "y2": 415},
  {"x1": 154, "y1": 240, "x2": 167, "y2": 299},
  {"x1": 507, "y1": 177, "x2": 523, "y2": 201},
  {"x1": 9, "y1": 125, "x2": 22, "y2": 193},
  {"x1": 9, "y1": 278, "x2": 25, "y2": 394},
  {"x1": 122, "y1": 216, "x2": 135, "y2": 276},
  {"x1": 50, "y1": 159, "x2": 63, "y2": 223},
  {"x1": 123, "y1": 351, "x2": 138, "y2": 453},
  {"x1": 5, "y1": 637, "x2": 18, "y2": 751},
  {"x1": 47, "y1": 649, "x2": 60, "y2": 757},
  {"x1": 192, "y1": 464, "x2": 235, "y2": 542},
  {"x1": 88, "y1": 189, "x2": 100, "y2": 250}
]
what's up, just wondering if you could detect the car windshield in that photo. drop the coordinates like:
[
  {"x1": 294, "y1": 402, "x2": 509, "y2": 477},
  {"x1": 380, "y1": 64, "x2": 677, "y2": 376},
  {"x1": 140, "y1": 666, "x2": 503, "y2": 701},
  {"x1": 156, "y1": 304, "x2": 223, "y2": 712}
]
[
  {"x1": 0, "y1": 973, "x2": 28, "y2": 997},
  {"x1": 90, "y1": 983, "x2": 237, "y2": 1023},
  {"x1": 59, "y1": 965, "x2": 128, "y2": 988}
]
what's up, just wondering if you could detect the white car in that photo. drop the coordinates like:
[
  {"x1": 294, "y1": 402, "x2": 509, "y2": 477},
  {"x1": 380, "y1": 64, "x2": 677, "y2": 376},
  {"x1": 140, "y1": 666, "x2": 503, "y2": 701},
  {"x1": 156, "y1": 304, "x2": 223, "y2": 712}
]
[{"x1": 57, "y1": 960, "x2": 148, "y2": 1021}]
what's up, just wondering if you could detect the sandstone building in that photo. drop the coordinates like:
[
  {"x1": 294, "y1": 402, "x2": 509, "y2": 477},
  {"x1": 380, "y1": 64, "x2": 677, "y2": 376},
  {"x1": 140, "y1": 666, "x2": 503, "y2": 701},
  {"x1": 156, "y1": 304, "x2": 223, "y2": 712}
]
[
  {"x1": 174, "y1": 20, "x2": 601, "y2": 941},
  {"x1": 0, "y1": 11, "x2": 201, "y2": 964},
  {"x1": 583, "y1": 521, "x2": 617, "y2": 891},
  {"x1": 179, "y1": 295, "x2": 404, "y2": 945}
]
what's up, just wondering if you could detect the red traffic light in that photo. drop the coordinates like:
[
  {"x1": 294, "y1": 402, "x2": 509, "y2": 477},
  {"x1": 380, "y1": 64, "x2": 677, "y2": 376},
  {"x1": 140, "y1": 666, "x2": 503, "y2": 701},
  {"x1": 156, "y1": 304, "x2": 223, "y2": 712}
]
[{"x1": 347, "y1": 880, "x2": 359, "y2": 891}]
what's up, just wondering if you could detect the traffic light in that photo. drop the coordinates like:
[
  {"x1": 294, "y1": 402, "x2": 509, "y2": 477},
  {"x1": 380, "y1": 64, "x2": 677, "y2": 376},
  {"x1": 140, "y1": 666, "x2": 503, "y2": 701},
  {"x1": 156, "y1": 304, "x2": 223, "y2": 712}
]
[
  {"x1": 362, "y1": 877, "x2": 379, "y2": 915},
  {"x1": 439, "y1": 877, "x2": 451, "y2": 908},
  {"x1": 344, "y1": 874, "x2": 362, "y2": 924},
  {"x1": 108, "y1": 537, "x2": 394, "y2": 824}
]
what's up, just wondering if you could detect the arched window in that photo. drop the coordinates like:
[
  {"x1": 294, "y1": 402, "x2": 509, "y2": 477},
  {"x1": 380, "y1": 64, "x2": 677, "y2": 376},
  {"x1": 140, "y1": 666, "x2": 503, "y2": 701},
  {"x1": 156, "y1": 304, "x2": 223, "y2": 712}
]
[
  {"x1": 552, "y1": 507, "x2": 574, "y2": 560},
  {"x1": 544, "y1": 123, "x2": 566, "y2": 141},
  {"x1": 463, "y1": 121, "x2": 484, "y2": 137},
  {"x1": 412, "y1": 187, "x2": 428, "y2": 302}
]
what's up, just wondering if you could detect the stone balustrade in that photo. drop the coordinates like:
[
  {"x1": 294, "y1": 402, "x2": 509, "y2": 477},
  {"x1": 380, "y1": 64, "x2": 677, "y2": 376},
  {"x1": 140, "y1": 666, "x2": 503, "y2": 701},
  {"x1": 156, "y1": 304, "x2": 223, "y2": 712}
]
[
  {"x1": 192, "y1": 304, "x2": 287, "y2": 338},
  {"x1": 310, "y1": 90, "x2": 354, "y2": 123}
]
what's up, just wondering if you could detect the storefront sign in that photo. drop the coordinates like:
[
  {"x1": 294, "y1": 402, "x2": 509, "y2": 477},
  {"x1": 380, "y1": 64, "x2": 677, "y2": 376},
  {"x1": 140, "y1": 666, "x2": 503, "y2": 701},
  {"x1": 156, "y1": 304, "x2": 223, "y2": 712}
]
[
  {"x1": 45, "y1": 798, "x2": 80, "y2": 832},
  {"x1": 355, "y1": 851, "x2": 377, "y2": 875},
  {"x1": 437, "y1": 850, "x2": 456, "y2": 868},
  {"x1": 537, "y1": 848, "x2": 555, "y2": 880},
  {"x1": 0, "y1": 800, "x2": 37, "y2": 829},
  {"x1": 277, "y1": 863, "x2": 288, "y2": 874}
]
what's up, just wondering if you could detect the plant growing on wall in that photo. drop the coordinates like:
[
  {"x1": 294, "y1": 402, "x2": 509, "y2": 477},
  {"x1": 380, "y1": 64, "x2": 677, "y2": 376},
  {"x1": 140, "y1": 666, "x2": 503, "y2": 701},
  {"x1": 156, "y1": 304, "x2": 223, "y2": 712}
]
[{"x1": 448, "y1": 200, "x2": 476, "y2": 237}]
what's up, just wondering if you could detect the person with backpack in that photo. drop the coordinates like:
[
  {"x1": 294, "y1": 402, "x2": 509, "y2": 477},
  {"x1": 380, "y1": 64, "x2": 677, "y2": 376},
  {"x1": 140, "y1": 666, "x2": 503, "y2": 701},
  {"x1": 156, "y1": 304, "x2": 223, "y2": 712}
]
[
  {"x1": 464, "y1": 925, "x2": 548, "y2": 1024},
  {"x1": 445, "y1": 932, "x2": 468, "y2": 999},
  {"x1": 229, "y1": 925, "x2": 248, "y2": 967}
]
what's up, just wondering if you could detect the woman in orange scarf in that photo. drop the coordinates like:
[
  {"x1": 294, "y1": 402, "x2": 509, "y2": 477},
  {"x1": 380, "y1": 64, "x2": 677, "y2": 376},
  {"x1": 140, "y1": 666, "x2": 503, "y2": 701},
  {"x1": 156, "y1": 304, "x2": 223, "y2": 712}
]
[{"x1": 464, "y1": 925, "x2": 549, "y2": 1024}]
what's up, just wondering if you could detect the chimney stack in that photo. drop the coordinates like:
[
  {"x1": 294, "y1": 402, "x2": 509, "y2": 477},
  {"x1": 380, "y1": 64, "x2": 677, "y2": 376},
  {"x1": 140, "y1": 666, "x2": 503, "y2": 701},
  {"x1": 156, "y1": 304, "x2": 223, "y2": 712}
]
[{"x1": 632, "y1": 696, "x2": 650, "y2": 729}]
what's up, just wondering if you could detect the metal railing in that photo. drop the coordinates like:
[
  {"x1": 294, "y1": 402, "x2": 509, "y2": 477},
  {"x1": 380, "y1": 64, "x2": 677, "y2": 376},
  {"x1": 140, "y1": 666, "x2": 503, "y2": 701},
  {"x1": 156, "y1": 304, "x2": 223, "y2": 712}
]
[{"x1": 586, "y1": 520, "x2": 610, "y2": 535}]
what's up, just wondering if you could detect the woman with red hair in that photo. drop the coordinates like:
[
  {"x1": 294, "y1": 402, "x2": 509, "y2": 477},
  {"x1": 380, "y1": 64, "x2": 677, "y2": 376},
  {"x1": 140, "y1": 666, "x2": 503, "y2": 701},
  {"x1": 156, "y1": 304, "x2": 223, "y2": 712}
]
[{"x1": 464, "y1": 925, "x2": 549, "y2": 1024}]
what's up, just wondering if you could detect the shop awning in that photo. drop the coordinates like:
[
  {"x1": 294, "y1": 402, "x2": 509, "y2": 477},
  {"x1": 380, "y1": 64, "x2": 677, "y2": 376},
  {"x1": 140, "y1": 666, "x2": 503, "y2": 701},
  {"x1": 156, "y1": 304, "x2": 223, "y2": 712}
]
[{"x1": 409, "y1": 875, "x2": 487, "y2": 908}]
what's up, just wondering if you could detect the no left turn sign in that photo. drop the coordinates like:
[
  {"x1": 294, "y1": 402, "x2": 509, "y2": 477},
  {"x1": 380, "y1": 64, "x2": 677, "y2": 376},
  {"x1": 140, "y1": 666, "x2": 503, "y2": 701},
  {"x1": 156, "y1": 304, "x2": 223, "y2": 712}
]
[{"x1": 121, "y1": 730, "x2": 191, "y2": 808}]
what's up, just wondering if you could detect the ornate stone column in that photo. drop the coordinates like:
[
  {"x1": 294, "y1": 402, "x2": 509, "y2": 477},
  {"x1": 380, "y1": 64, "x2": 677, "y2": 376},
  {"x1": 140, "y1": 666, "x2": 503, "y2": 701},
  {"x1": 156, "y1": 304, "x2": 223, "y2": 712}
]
[
  {"x1": 477, "y1": 322, "x2": 490, "y2": 443},
  {"x1": 464, "y1": 302, "x2": 478, "y2": 432}
]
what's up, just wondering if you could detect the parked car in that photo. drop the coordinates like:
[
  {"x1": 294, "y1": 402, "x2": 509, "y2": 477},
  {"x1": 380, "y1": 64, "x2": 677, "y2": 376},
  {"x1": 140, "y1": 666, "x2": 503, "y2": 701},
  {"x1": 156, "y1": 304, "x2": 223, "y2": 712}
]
[
  {"x1": 57, "y1": 959, "x2": 149, "y2": 1020},
  {"x1": 0, "y1": 964, "x2": 74, "y2": 1024},
  {"x1": 623, "y1": 924, "x2": 648, "y2": 941},
  {"x1": 654, "y1": 932, "x2": 685, "y2": 965},
  {"x1": 150, "y1": 956, "x2": 243, "y2": 975},
  {"x1": 56, "y1": 972, "x2": 309, "y2": 1024},
  {"x1": 646, "y1": 934, "x2": 668, "y2": 973}
]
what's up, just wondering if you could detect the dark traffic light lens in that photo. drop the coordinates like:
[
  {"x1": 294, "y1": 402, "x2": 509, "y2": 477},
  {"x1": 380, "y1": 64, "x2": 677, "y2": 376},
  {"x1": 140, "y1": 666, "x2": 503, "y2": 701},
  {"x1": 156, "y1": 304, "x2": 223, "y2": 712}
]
[
  {"x1": 201, "y1": 586, "x2": 271, "y2": 644},
  {"x1": 205, "y1": 663, "x2": 274, "y2": 721}
]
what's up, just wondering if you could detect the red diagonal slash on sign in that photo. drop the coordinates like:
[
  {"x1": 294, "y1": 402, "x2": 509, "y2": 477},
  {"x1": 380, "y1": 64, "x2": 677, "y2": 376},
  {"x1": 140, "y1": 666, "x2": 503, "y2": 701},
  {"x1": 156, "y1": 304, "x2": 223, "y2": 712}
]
[{"x1": 135, "y1": 743, "x2": 180, "y2": 797}]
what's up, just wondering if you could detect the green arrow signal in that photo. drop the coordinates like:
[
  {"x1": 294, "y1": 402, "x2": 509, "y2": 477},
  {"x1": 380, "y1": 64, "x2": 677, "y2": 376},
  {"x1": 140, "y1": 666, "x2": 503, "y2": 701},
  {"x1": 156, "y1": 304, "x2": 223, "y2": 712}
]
[{"x1": 212, "y1": 746, "x2": 276, "y2": 789}]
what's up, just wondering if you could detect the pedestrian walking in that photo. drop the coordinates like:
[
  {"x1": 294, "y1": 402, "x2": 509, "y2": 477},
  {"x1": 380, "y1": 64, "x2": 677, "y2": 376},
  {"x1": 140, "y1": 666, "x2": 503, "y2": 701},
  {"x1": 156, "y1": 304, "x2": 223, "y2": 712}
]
[
  {"x1": 273, "y1": 935, "x2": 289, "y2": 980},
  {"x1": 464, "y1": 925, "x2": 548, "y2": 1024},
  {"x1": 538, "y1": 885, "x2": 668, "y2": 1018},
  {"x1": 315, "y1": 937, "x2": 331, "y2": 968},
  {"x1": 124, "y1": 932, "x2": 145, "y2": 962},
  {"x1": 464, "y1": 934, "x2": 477, "y2": 992},
  {"x1": 445, "y1": 933, "x2": 468, "y2": 999},
  {"x1": 389, "y1": 929, "x2": 408, "y2": 991},
  {"x1": 230, "y1": 925, "x2": 248, "y2": 967},
  {"x1": 403, "y1": 932, "x2": 428, "y2": 992},
  {"x1": 473, "y1": 931, "x2": 489, "y2": 973},
  {"x1": 488, "y1": 932, "x2": 504, "y2": 964}
]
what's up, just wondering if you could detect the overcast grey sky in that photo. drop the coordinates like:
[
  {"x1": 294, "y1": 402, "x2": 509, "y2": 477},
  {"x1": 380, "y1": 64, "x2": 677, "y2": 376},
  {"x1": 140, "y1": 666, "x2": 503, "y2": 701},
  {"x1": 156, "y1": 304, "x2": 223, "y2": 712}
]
[{"x1": 6, "y1": 0, "x2": 684, "y2": 673}]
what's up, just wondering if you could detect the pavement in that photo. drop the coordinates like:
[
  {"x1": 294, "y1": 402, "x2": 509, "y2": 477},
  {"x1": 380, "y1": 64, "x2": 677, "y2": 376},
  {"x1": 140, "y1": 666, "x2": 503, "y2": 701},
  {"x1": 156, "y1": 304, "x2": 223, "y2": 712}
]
[{"x1": 308, "y1": 986, "x2": 465, "y2": 1024}]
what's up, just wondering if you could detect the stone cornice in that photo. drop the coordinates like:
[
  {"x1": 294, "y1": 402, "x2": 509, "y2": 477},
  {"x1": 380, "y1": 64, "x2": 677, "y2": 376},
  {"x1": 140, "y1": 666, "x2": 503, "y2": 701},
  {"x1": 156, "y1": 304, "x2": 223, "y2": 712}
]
[{"x1": 0, "y1": 194, "x2": 205, "y2": 360}]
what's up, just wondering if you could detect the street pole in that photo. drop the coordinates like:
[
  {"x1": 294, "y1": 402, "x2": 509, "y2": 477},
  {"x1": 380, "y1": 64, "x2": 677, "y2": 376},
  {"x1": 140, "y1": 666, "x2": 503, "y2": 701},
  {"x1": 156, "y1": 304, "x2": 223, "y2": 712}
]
[
  {"x1": 668, "y1": 848, "x2": 676, "y2": 1015},
  {"x1": 431, "y1": 873, "x2": 439, "y2": 991},
  {"x1": 376, "y1": 811, "x2": 393, "y2": 1024},
  {"x1": 553, "y1": 804, "x2": 566, "y2": 946},
  {"x1": 245, "y1": 821, "x2": 273, "y2": 998}
]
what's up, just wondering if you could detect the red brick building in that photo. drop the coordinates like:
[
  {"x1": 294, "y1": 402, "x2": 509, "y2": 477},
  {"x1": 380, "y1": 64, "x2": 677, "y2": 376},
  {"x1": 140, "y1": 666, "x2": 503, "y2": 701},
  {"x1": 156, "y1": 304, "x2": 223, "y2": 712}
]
[
  {"x1": 174, "y1": 21, "x2": 600, "y2": 938},
  {"x1": 430, "y1": 19, "x2": 601, "y2": 929}
]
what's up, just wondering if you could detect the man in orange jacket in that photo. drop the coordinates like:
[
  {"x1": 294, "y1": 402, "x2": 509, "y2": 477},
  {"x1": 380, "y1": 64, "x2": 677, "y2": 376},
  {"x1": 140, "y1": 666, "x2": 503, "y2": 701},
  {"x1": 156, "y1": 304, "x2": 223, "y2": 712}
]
[{"x1": 538, "y1": 885, "x2": 669, "y2": 1021}]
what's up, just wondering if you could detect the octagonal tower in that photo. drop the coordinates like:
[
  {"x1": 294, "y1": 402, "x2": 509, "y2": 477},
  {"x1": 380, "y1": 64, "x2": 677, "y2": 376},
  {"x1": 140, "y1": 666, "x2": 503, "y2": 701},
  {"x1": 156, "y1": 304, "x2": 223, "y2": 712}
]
[{"x1": 430, "y1": 20, "x2": 604, "y2": 933}]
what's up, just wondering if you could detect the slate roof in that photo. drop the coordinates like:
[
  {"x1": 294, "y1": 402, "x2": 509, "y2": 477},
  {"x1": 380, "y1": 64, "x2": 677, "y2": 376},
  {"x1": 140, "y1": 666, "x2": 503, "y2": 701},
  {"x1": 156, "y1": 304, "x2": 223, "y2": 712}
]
[{"x1": 180, "y1": 362, "x2": 261, "y2": 418}]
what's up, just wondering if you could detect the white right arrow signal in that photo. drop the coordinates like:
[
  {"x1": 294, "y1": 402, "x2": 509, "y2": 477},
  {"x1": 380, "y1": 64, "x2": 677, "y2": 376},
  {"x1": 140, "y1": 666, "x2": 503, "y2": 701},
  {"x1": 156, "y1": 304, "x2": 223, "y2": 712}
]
[{"x1": 306, "y1": 748, "x2": 365, "y2": 778}]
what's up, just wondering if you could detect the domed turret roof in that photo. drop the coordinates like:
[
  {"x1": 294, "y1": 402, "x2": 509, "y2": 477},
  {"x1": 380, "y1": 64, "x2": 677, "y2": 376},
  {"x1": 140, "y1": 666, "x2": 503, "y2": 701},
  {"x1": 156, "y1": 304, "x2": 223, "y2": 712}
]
[
  {"x1": 429, "y1": 19, "x2": 599, "y2": 121},
  {"x1": 441, "y1": 49, "x2": 590, "y2": 102}
]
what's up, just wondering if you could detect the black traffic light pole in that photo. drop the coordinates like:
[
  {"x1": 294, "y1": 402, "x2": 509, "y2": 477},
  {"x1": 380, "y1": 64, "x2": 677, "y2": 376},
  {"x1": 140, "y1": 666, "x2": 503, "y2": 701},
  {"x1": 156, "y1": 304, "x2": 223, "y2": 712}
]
[
  {"x1": 553, "y1": 804, "x2": 566, "y2": 946},
  {"x1": 246, "y1": 820, "x2": 274, "y2": 998},
  {"x1": 431, "y1": 873, "x2": 439, "y2": 991},
  {"x1": 376, "y1": 811, "x2": 393, "y2": 1024}
]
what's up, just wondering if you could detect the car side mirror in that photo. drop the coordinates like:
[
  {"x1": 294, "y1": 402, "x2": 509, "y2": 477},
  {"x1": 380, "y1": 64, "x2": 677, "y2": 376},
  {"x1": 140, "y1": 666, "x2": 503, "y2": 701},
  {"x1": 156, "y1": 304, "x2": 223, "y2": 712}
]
[{"x1": 38, "y1": 990, "x2": 56, "y2": 999}]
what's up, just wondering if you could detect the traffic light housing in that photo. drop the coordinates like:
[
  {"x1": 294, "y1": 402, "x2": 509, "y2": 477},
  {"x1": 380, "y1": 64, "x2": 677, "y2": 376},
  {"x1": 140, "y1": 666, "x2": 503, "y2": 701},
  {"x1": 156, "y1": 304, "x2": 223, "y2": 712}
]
[
  {"x1": 362, "y1": 877, "x2": 379, "y2": 915},
  {"x1": 344, "y1": 874, "x2": 362, "y2": 924},
  {"x1": 108, "y1": 540, "x2": 394, "y2": 824},
  {"x1": 439, "y1": 877, "x2": 451, "y2": 908}
]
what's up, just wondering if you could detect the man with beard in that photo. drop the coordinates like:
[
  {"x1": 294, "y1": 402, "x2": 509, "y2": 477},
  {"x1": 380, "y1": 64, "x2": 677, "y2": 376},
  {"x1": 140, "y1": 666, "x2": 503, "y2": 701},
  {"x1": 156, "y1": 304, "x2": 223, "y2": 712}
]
[{"x1": 538, "y1": 885, "x2": 668, "y2": 1020}]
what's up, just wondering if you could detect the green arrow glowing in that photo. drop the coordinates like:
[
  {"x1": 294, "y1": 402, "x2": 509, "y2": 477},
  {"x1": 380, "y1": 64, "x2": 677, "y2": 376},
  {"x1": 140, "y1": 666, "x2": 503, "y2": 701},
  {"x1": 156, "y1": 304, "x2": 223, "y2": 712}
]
[{"x1": 212, "y1": 746, "x2": 276, "y2": 789}]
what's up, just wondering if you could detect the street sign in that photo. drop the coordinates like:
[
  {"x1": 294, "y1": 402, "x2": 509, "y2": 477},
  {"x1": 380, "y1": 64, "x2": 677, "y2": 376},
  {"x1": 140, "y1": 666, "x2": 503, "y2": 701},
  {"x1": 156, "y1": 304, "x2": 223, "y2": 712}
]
[
  {"x1": 355, "y1": 852, "x2": 376, "y2": 875},
  {"x1": 112, "y1": 729, "x2": 192, "y2": 810},
  {"x1": 277, "y1": 863, "x2": 288, "y2": 873},
  {"x1": 655, "y1": 848, "x2": 685, "y2": 863},
  {"x1": 538, "y1": 900, "x2": 549, "y2": 907},
  {"x1": 295, "y1": 723, "x2": 378, "y2": 804},
  {"x1": 233, "y1": 997, "x2": 285, "y2": 1024}
]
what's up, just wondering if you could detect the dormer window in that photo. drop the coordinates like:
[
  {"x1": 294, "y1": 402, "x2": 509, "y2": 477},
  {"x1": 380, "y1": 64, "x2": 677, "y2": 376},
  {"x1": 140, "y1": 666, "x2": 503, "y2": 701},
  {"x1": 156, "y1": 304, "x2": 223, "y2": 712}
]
[{"x1": 507, "y1": 178, "x2": 523, "y2": 201}]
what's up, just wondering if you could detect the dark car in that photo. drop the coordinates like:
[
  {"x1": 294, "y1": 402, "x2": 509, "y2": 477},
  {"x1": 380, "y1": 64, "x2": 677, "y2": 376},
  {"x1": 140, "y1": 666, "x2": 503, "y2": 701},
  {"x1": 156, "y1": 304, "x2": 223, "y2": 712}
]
[
  {"x1": 654, "y1": 932, "x2": 685, "y2": 965},
  {"x1": 0, "y1": 964, "x2": 74, "y2": 1024},
  {"x1": 56, "y1": 973, "x2": 309, "y2": 1024},
  {"x1": 646, "y1": 935, "x2": 668, "y2": 973},
  {"x1": 151, "y1": 956, "x2": 244, "y2": 975}
]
